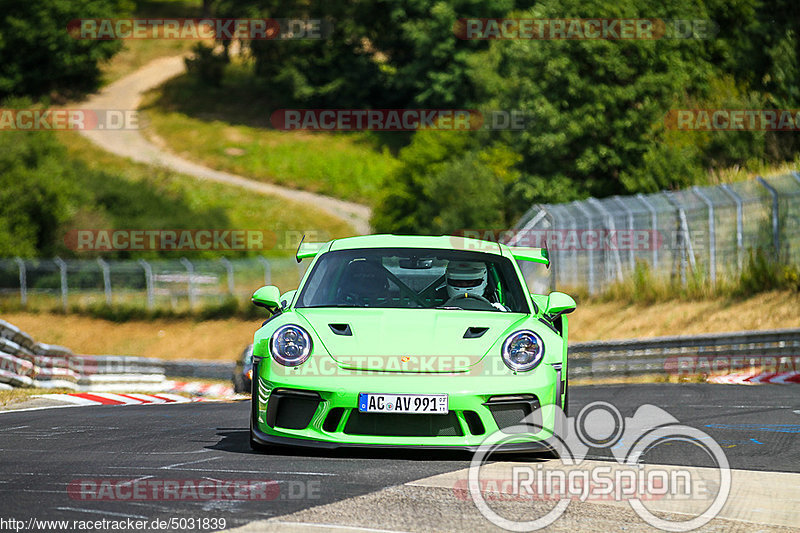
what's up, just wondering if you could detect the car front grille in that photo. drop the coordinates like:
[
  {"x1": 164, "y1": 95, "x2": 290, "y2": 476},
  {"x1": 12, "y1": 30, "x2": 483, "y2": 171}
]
[{"x1": 343, "y1": 411, "x2": 464, "y2": 437}]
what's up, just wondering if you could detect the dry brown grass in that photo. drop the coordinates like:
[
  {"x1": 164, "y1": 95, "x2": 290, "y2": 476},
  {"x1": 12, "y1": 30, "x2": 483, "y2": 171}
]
[
  {"x1": 0, "y1": 387, "x2": 75, "y2": 407},
  {"x1": 3, "y1": 289, "x2": 799, "y2": 361},
  {"x1": 1, "y1": 312, "x2": 262, "y2": 361},
  {"x1": 568, "y1": 289, "x2": 800, "y2": 342}
]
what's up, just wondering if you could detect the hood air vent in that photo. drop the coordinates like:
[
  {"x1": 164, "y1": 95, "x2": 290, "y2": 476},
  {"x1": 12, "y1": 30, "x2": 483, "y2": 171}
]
[
  {"x1": 463, "y1": 327, "x2": 489, "y2": 339},
  {"x1": 329, "y1": 323, "x2": 353, "y2": 336}
]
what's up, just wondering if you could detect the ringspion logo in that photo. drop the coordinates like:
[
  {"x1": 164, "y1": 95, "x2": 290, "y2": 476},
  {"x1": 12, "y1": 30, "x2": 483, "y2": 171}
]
[{"x1": 469, "y1": 402, "x2": 730, "y2": 531}]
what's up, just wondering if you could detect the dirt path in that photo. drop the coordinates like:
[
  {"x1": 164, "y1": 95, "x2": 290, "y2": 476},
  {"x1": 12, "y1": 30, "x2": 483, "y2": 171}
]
[{"x1": 78, "y1": 55, "x2": 372, "y2": 235}]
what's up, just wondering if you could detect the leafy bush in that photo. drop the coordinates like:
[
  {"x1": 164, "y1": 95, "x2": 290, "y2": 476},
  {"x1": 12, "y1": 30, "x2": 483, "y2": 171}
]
[{"x1": 185, "y1": 43, "x2": 228, "y2": 87}]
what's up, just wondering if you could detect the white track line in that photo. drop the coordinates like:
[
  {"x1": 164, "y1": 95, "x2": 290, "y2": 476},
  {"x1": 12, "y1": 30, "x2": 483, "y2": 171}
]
[
  {"x1": 31, "y1": 394, "x2": 100, "y2": 405},
  {"x1": 269, "y1": 522, "x2": 412, "y2": 533},
  {"x1": 56, "y1": 507, "x2": 148, "y2": 520}
]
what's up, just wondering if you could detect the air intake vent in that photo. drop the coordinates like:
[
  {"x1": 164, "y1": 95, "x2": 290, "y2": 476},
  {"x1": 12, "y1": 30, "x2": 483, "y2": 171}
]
[
  {"x1": 484, "y1": 394, "x2": 541, "y2": 434},
  {"x1": 329, "y1": 323, "x2": 352, "y2": 336},
  {"x1": 266, "y1": 389, "x2": 321, "y2": 430},
  {"x1": 463, "y1": 327, "x2": 489, "y2": 339}
]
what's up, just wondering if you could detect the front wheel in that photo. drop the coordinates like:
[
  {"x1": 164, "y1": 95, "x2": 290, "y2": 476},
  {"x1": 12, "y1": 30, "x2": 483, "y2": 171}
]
[{"x1": 249, "y1": 426, "x2": 271, "y2": 452}]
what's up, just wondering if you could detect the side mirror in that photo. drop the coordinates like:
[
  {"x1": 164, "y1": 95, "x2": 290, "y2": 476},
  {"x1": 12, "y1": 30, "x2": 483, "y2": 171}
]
[
  {"x1": 545, "y1": 291, "x2": 576, "y2": 317},
  {"x1": 279, "y1": 290, "x2": 297, "y2": 310},
  {"x1": 252, "y1": 285, "x2": 281, "y2": 309}
]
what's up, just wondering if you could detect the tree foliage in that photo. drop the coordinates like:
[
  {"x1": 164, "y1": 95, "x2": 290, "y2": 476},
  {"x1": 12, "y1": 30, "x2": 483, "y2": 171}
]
[{"x1": 0, "y1": 0, "x2": 131, "y2": 99}]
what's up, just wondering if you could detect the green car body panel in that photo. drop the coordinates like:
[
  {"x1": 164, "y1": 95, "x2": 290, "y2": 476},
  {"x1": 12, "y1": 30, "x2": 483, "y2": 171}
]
[{"x1": 250, "y1": 234, "x2": 573, "y2": 451}]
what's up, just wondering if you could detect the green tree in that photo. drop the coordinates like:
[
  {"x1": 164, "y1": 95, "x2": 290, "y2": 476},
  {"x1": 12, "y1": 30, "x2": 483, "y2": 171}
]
[{"x1": 0, "y1": 0, "x2": 131, "y2": 99}]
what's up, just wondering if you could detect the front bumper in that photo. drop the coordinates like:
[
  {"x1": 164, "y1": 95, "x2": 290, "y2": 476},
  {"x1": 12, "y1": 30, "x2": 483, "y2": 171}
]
[{"x1": 251, "y1": 359, "x2": 562, "y2": 450}]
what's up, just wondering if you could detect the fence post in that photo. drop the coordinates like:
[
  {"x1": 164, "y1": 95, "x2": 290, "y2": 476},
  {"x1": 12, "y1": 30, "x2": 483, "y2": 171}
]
[
  {"x1": 611, "y1": 196, "x2": 635, "y2": 272},
  {"x1": 756, "y1": 176, "x2": 780, "y2": 258},
  {"x1": 508, "y1": 207, "x2": 546, "y2": 245},
  {"x1": 720, "y1": 184, "x2": 744, "y2": 272},
  {"x1": 543, "y1": 208, "x2": 557, "y2": 293},
  {"x1": 636, "y1": 193, "x2": 659, "y2": 270},
  {"x1": 257, "y1": 257, "x2": 271, "y2": 286},
  {"x1": 14, "y1": 257, "x2": 26, "y2": 307},
  {"x1": 219, "y1": 257, "x2": 235, "y2": 295},
  {"x1": 138, "y1": 260, "x2": 154, "y2": 310},
  {"x1": 664, "y1": 193, "x2": 696, "y2": 285},
  {"x1": 572, "y1": 201, "x2": 596, "y2": 294},
  {"x1": 693, "y1": 186, "x2": 716, "y2": 285},
  {"x1": 97, "y1": 258, "x2": 112, "y2": 305},
  {"x1": 54, "y1": 257, "x2": 68, "y2": 312},
  {"x1": 180, "y1": 258, "x2": 196, "y2": 310},
  {"x1": 588, "y1": 198, "x2": 624, "y2": 282}
]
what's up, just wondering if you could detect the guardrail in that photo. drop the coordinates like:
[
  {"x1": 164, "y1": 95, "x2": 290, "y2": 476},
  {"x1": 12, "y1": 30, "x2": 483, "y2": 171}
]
[
  {"x1": 4, "y1": 318, "x2": 799, "y2": 390},
  {"x1": 1, "y1": 319, "x2": 236, "y2": 391},
  {"x1": 0, "y1": 319, "x2": 168, "y2": 391},
  {"x1": 569, "y1": 328, "x2": 800, "y2": 379}
]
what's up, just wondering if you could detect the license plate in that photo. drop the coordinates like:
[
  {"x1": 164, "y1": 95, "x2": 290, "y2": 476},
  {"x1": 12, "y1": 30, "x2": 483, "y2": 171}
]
[{"x1": 358, "y1": 393, "x2": 448, "y2": 414}]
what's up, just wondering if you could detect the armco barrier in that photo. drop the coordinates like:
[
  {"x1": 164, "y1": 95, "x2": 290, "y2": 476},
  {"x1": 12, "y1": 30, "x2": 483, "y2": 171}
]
[
  {"x1": 161, "y1": 360, "x2": 235, "y2": 379},
  {"x1": 569, "y1": 328, "x2": 800, "y2": 379},
  {"x1": 5, "y1": 318, "x2": 799, "y2": 389},
  {"x1": 0, "y1": 319, "x2": 168, "y2": 391}
]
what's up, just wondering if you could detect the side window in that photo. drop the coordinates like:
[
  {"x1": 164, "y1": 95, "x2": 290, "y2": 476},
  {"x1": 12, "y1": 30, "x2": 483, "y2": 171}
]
[{"x1": 298, "y1": 256, "x2": 334, "y2": 305}]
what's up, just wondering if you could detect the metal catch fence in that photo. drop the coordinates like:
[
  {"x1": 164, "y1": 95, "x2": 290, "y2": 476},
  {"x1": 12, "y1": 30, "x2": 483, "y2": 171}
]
[
  {"x1": 511, "y1": 172, "x2": 800, "y2": 293},
  {"x1": 0, "y1": 257, "x2": 308, "y2": 311}
]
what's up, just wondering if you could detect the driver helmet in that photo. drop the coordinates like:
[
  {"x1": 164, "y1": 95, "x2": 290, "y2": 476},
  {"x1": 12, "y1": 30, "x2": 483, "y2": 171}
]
[{"x1": 446, "y1": 261, "x2": 488, "y2": 299}]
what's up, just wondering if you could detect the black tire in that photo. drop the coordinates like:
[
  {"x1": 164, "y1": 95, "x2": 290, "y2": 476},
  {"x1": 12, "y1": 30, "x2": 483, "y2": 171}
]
[{"x1": 249, "y1": 427, "x2": 271, "y2": 452}]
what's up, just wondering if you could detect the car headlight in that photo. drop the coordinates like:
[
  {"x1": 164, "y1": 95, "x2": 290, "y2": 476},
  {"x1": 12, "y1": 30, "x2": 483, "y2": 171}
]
[
  {"x1": 270, "y1": 324, "x2": 312, "y2": 367},
  {"x1": 501, "y1": 330, "x2": 544, "y2": 372}
]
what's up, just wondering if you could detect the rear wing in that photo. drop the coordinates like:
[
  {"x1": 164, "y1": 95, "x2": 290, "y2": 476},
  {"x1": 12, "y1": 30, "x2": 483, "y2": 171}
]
[
  {"x1": 296, "y1": 241, "x2": 326, "y2": 262},
  {"x1": 507, "y1": 246, "x2": 549, "y2": 267}
]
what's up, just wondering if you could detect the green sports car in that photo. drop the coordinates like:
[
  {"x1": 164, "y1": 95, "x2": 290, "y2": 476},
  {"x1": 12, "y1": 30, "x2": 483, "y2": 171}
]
[{"x1": 249, "y1": 234, "x2": 575, "y2": 452}]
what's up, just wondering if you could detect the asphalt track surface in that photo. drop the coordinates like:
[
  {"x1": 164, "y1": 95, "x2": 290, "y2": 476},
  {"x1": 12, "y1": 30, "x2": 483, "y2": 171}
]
[{"x1": 0, "y1": 384, "x2": 798, "y2": 531}]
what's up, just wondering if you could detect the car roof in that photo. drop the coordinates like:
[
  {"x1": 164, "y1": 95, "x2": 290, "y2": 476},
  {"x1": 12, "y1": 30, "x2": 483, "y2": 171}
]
[{"x1": 326, "y1": 234, "x2": 503, "y2": 254}]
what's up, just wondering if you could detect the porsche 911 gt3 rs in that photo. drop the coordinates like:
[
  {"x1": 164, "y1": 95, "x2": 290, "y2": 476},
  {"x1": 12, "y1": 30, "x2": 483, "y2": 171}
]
[{"x1": 249, "y1": 234, "x2": 575, "y2": 452}]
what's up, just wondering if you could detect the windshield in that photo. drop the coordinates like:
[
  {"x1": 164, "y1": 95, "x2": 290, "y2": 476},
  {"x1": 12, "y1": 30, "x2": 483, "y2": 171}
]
[{"x1": 296, "y1": 248, "x2": 529, "y2": 313}]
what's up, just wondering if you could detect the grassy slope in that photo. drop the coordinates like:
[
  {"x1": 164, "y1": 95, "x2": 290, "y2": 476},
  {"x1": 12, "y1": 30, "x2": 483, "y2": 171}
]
[
  {"x1": 139, "y1": 65, "x2": 399, "y2": 204},
  {"x1": 5, "y1": 289, "x2": 799, "y2": 360},
  {"x1": 56, "y1": 131, "x2": 356, "y2": 258}
]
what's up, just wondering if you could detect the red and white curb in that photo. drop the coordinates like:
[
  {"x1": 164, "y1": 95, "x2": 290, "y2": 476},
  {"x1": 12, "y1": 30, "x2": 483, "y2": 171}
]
[
  {"x1": 166, "y1": 380, "x2": 234, "y2": 397},
  {"x1": 707, "y1": 371, "x2": 800, "y2": 385},
  {"x1": 33, "y1": 392, "x2": 196, "y2": 406}
]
